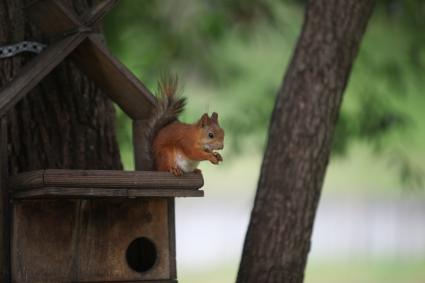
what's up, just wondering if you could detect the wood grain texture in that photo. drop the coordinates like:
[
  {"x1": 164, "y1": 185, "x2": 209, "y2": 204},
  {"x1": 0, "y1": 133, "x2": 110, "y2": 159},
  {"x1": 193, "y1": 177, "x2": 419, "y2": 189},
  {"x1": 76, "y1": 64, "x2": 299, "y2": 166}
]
[
  {"x1": 132, "y1": 118, "x2": 178, "y2": 281},
  {"x1": 72, "y1": 35, "x2": 155, "y2": 119},
  {"x1": 3, "y1": 1, "x2": 133, "y2": 282},
  {"x1": 236, "y1": 1, "x2": 375, "y2": 283},
  {"x1": 24, "y1": 0, "x2": 82, "y2": 37},
  {"x1": 13, "y1": 187, "x2": 203, "y2": 199},
  {"x1": 10, "y1": 169, "x2": 204, "y2": 190},
  {"x1": 0, "y1": 118, "x2": 10, "y2": 282},
  {"x1": 26, "y1": 0, "x2": 156, "y2": 119},
  {"x1": 12, "y1": 199, "x2": 174, "y2": 282},
  {"x1": 26, "y1": 0, "x2": 118, "y2": 37},
  {"x1": 81, "y1": 0, "x2": 118, "y2": 27},
  {"x1": 78, "y1": 280, "x2": 177, "y2": 283},
  {"x1": 133, "y1": 120, "x2": 154, "y2": 170},
  {"x1": 10, "y1": 169, "x2": 204, "y2": 198},
  {"x1": 167, "y1": 198, "x2": 177, "y2": 279},
  {"x1": 2, "y1": 0, "x2": 186, "y2": 281},
  {"x1": 0, "y1": 33, "x2": 87, "y2": 117}
]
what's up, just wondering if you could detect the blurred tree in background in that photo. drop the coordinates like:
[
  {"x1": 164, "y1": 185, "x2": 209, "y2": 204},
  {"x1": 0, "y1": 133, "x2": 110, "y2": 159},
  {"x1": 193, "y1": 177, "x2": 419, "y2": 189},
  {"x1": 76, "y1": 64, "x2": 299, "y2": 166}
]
[{"x1": 104, "y1": 0, "x2": 425, "y2": 186}]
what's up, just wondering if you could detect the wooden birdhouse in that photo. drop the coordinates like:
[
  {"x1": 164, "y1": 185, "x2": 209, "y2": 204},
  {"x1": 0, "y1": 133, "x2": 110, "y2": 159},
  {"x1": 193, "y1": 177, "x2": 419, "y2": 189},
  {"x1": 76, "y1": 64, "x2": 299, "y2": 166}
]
[{"x1": 0, "y1": 1, "x2": 204, "y2": 282}]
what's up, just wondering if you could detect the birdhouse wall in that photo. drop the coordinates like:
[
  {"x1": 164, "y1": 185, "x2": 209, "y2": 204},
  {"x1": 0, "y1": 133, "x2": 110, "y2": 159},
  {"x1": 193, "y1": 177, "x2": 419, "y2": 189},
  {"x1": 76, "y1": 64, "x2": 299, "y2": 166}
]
[{"x1": 11, "y1": 198, "x2": 174, "y2": 282}]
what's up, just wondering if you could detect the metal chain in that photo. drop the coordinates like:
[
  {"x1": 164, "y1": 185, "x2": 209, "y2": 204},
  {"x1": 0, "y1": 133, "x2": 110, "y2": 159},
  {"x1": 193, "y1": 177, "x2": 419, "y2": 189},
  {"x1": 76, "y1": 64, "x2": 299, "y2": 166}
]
[{"x1": 0, "y1": 41, "x2": 46, "y2": 58}]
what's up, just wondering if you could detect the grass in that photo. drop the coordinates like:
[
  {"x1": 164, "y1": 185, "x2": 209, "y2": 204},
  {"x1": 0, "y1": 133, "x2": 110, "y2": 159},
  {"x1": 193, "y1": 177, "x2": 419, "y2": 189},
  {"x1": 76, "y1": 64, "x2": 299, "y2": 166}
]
[
  {"x1": 305, "y1": 258, "x2": 425, "y2": 283},
  {"x1": 178, "y1": 259, "x2": 425, "y2": 283}
]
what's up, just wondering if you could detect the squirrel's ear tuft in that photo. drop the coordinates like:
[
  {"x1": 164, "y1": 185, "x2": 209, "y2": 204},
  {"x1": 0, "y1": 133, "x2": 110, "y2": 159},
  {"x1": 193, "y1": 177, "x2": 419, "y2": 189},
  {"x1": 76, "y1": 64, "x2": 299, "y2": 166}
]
[
  {"x1": 211, "y1": 112, "x2": 218, "y2": 123},
  {"x1": 198, "y1": 113, "x2": 210, "y2": 128}
]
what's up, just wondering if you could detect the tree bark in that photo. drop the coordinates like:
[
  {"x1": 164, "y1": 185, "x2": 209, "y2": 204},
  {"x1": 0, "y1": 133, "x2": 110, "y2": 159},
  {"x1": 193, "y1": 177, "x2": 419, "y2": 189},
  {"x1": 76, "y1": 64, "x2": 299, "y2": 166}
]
[
  {"x1": 0, "y1": 0, "x2": 121, "y2": 281},
  {"x1": 0, "y1": 0, "x2": 122, "y2": 173},
  {"x1": 237, "y1": 1, "x2": 374, "y2": 283}
]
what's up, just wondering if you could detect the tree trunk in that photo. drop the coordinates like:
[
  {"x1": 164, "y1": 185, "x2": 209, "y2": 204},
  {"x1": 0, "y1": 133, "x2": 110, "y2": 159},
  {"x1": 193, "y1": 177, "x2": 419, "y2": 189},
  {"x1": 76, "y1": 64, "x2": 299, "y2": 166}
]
[
  {"x1": 237, "y1": 1, "x2": 374, "y2": 283},
  {"x1": 0, "y1": 0, "x2": 121, "y2": 281}
]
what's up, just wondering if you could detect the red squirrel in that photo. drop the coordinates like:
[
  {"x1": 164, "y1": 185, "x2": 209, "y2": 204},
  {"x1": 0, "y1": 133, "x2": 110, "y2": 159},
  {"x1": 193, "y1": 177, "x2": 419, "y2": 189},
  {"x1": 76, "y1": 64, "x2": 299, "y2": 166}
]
[{"x1": 145, "y1": 76, "x2": 224, "y2": 176}]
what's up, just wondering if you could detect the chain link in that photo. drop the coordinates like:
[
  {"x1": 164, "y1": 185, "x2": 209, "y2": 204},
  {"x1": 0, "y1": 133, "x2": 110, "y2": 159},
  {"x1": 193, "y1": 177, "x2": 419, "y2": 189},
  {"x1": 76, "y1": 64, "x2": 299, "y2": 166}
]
[{"x1": 0, "y1": 41, "x2": 46, "y2": 59}]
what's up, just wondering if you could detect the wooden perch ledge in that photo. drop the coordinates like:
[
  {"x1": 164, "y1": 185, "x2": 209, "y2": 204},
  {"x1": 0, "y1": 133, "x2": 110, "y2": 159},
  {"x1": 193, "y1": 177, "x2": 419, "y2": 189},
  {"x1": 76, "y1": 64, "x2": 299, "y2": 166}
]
[{"x1": 10, "y1": 169, "x2": 204, "y2": 199}]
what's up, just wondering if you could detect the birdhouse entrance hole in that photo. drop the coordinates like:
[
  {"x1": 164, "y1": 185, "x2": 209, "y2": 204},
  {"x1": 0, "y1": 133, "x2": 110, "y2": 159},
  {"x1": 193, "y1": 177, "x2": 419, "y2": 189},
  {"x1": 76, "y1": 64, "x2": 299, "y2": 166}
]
[{"x1": 126, "y1": 237, "x2": 157, "y2": 273}]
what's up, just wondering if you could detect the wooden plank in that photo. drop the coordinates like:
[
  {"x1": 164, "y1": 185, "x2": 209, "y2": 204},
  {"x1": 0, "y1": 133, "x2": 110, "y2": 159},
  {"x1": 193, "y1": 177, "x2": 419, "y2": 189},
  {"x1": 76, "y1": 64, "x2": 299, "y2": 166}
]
[
  {"x1": 79, "y1": 280, "x2": 177, "y2": 283},
  {"x1": 74, "y1": 199, "x2": 172, "y2": 281},
  {"x1": 26, "y1": 0, "x2": 156, "y2": 119},
  {"x1": 10, "y1": 169, "x2": 204, "y2": 190},
  {"x1": 72, "y1": 35, "x2": 155, "y2": 119},
  {"x1": 133, "y1": 120, "x2": 154, "y2": 170},
  {"x1": 26, "y1": 0, "x2": 118, "y2": 37},
  {"x1": 13, "y1": 187, "x2": 203, "y2": 199},
  {"x1": 12, "y1": 199, "x2": 175, "y2": 282},
  {"x1": 12, "y1": 200, "x2": 79, "y2": 282},
  {"x1": 0, "y1": 117, "x2": 10, "y2": 283},
  {"x1": 167, "y1": 198, "x2": 177, "y2": 279},
  {"x1": 130, "y1": 123, "x2": 174, "y2": 282},
  {"x1": 82, "y1": 0, "x2": 119, "y2": 27},
  {"x1": 132, "y1": 112, "x2": 178, "y2": 282},
  {"x1": 25, "y1": 0, "x2": 83, "y2": 37},
  {"x1": 0, "y1": 33, "x2": 88, "y2": 117}
]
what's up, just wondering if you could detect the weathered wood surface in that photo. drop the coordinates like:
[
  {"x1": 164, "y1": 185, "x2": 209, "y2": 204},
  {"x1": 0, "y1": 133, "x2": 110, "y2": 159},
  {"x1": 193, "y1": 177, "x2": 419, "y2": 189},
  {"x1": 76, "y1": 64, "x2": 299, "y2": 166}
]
[
  {"x1": 81, "y1": 0, "x2": 118, "y2": 27},
  {"x1": 72, "y1": 34, "x2": 155, "y2": 119},
  {"x1": 13, "y1": 187, "x2": 203, "y2": 199},
  {"x1": 2, "y1": 0, "x2": 184, "y2": 281},
  {"x1": 167, "y1": 198, "x2": 177, "y2": 279},
  {"x1": 25, "y1": 0, "x2": 116, "y2": 36},
  {"x1": 24, "y1": 0, "x2": 82, "y2": 37},
  {"x1": 26, "y1": 0, "x2": 156, "y2": 119},
  {"x1": 10, "y1": 169, "x2": 204, "y2": 198},
  {"x1": 133, "y1": 118, "x2": 177, "y2": 281},
  {"x1": 1, "y1": 0, "x2": 176, "y2": 281},
  {"x1": 12, "y1": 199, "x2": 173, "y2": 282},
  {"x1": 133, "y1": 120, "x2": 155, "y2": 170},
  {"x1": 0, "y1": 118, "x2": 10, "y2": 282},
  {"x1": 79, "y1": 280, "x2": 177, "y2": 283},
  {"x1": 10, "y1": 169, "x2": 204, "y2": 189},
  {"x1": 0, "y1": 33, "x2": 87, "y2": 117}
]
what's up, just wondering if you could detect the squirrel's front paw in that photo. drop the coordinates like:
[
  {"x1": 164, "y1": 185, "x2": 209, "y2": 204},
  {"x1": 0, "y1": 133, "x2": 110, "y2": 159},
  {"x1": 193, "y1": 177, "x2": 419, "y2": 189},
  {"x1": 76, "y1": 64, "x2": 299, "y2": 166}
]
[
  {"x1": 193, "y1": 168, "x2": 202, "y2": 174},
  {"x1": 209, "y1": 155, "x2": 219, "y2": 165},
  {"x1": 170, "y1": 167, "x2": 183, "y2": 176},
  {"x1": 213, "y1": 152, "x2": 223, "y2": 162}
]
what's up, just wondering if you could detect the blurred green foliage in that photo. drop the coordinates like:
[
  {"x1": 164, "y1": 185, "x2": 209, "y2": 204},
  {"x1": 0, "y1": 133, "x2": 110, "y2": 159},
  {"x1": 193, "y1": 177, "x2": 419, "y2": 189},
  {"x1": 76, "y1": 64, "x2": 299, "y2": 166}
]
[
  {"x1": 104, "y1": 0, "x2": 276, "y2": 81},
  {"x1": 104, "y1": 0, "x2": 425, "y2": 186}
]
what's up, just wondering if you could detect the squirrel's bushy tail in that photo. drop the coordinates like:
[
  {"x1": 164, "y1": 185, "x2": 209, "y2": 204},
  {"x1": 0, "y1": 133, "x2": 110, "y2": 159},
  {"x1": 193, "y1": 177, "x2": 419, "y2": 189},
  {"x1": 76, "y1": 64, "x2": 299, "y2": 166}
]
[{"x1": 143, "y1": 75, "x2": 186, "y2": 169}]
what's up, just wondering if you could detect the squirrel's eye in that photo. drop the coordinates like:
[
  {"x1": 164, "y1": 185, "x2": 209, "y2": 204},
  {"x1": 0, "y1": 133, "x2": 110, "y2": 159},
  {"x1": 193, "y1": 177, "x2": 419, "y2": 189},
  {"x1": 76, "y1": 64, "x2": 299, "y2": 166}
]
[{"x1": 208, "y1": 132, "x2": 214, "y2": 138}]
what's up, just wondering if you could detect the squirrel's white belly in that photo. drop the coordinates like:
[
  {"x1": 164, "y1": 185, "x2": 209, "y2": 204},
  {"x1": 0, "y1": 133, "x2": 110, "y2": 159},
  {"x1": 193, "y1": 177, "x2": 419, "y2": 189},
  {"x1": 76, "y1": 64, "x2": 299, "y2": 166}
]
[{"x1": 176, "y1": 153, "x2": 199, "y2": 173}]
